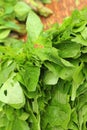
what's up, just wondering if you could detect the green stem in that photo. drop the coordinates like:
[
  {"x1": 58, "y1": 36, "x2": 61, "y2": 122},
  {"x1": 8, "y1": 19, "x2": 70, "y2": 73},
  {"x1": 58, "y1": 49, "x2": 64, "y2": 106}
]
[
  {"x1": 37, "y1": 113, "x2": 41, "y2": 130},
  {"x1": 24, "y1": 0, "x2": 53, "y2": 17},
  {"x1": 6, "y1": 121, "x2": 13, "y2": 130},
  {"x1": 27, "y1": 101, "x2": 41, "y2": 130}
]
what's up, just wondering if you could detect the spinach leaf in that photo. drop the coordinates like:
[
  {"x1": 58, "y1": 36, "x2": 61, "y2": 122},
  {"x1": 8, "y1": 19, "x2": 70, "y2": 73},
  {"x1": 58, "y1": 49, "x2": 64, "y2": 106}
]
[
  {"x1": 1, "y1": 2, "x2": 87, "y2": 130},
  {"x1": 0, "y1": 73, "x2": 25, "y2": 109},
  {"x1": 26, "y1": 11, "x2": 43, "y2": 42}
]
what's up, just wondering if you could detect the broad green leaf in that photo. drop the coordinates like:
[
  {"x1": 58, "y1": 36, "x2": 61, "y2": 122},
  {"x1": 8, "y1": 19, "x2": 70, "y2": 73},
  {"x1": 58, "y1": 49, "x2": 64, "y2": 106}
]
[
  {"x1": 26, "y1": 11, "x2": 43, "y2": 42},
  {"x1": 58, "y1": 42, "x2": 81, "y2": 58},
  {"x1": 22, "y1": 65, "x2": 40, "y2": 91},
  {"x1": 43, "y1": 103, "x2": 71, "y2": 129},
  {"x1": 0, "y1": 74, "x2": 25, "y2": 109},
  {"x1": 42, "y1": 82, "x2": 71, "y2": 129},
  {"x1": 59, "y1": 67, "x2": 74, "y2": 80},
  {"x1": 33, "y1": 47, "x2": 68, "y2": 67}
]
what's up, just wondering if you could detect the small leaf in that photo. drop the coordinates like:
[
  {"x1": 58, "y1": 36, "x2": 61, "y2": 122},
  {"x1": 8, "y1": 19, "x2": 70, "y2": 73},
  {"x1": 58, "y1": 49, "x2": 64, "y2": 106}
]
[
  {"x1": 0, "y1": 29, "x2": 10, "y2": 40},
  {"x1": 14, "y1": 1, "x2": 31, "y2": 21},
  {"x1": 22, "y1": 65, "x2": 40, "y2": 92},
  {"x1": 0, "y1": 61, "x2": 16, "y2": 86},
  {"x1": 60, "y1": 58, "x2": 74, "y2": 67},
  {"x1": 26, "y1": 11, "x2": 43, "y2": 42},
  {"x1": 18, "y1": 112, "x2": 29, "y2": 121},
  {"x1": 13, "y1": 119, "x2": 30, "y2": 130},
  {"x1": 81, "y1": 27, "x2": 87, "y2": 40},
  {"x1": 43, "y1": 70, "x2": 58, "y2": 85}
]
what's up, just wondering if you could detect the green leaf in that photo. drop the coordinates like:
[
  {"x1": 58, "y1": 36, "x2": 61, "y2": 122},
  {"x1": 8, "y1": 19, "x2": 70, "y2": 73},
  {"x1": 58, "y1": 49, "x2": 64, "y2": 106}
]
[
  {"x1": 58, "y1": 42, "x2": 81, "y2": 58},
  {"x1": 60, "y1": 58, "x2": 74, "y2": 67},
  {"x1": 77, "y1": 91, "x2": 87, "y2": 110},
  {"x1": 77, "y1": 82, "x2": 87, "y2": 97},
  {"x1": 14, "y1": 1, "x2": 31, "y2": 21},
  {"x1": 0, "y1": 114, "x2": 8, "y2": 128},
  {"x1": 81, "y1": 27, "x2": 87, "y2": 40},
  {"x1": 18, "y1": 112, "x2": 29, "y2": 121},
  {"x1": 0, "y1": 73, "x2": 25, "y2": 109},
  {"x1": 71, "y1": 62, "x2": 84, "y2": 101},
  {"x1": 0, "y1": 29, "x2": 10, "y2": 40},
  {"x1": 72, "y1": 23, "x2": 86, "y2": 33},
  {"x1": 4, "y1": 106, "x2": 15, "y2": 121},
  {"x1": 72, "y1": 34, "x2": 87, "y2": 46},
  {"x1": 26, "y1": 11, "x2": 43, "y2": 42},
  {"x1": 0, "y1": 60, "x2": 16, "y2": 86},
  {"x1": 51, "y1": 81, "x2": 70, "y2": 105},
  {"x1": 21, "y1": 65, "x2": 40, "y2": 92},
  {"x1": 42, "y1": 81, "x2": 71, "y2": 129},
  {"x1": 13, "y1": 118, "x2": 30, "y2": 130},
  {"x1": 43, "y1": 103, "x2": 71, "y2": 129},
  {"x1": 44, "y1": 62, "x2": 74, "y2": 81},
  {"x1": 33, "y1": 47, "x2": 70, "y2": 67},
  {"x1": 43, "y1": 70, "x2": 58, "y2": 85}
]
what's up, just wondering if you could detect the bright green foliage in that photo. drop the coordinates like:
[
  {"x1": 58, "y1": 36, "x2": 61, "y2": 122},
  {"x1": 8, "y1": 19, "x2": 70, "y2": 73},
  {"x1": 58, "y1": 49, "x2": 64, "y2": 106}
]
[{"x1": 1, "y1": 1, "x2": 87, "y2": 130}]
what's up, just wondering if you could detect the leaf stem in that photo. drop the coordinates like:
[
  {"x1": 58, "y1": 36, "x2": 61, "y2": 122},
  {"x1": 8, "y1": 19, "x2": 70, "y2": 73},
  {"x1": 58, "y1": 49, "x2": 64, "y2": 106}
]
[
  {"x1": 24, "y1": 0, "x2": 53, "y2": 17},
  {"x1": 27, "y1": 100, "x2": 41, "y2": 130}
]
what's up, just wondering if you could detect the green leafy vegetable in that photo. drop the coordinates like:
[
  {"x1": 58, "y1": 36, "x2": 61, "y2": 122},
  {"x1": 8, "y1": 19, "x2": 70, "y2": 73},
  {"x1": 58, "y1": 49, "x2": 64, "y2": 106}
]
[
  {"x1": 0, "y1": 73, "x2": 25, "y2": 109},
  {"x1": 26, "y1": 11, "x2": 43, "y2": 42},
  {"x1": 1, "y1": 2, "x2": 87, "y2": 130}
]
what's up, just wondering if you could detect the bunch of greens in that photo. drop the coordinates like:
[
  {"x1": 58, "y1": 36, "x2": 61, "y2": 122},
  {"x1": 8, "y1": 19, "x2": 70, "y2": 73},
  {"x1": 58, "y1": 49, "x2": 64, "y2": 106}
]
[
  {"x1": 0, "y1": 0, "x2": 52, "y2": 44},
  {"x1": 1, "y1": 1, "x2": 87, "y2": 129}
]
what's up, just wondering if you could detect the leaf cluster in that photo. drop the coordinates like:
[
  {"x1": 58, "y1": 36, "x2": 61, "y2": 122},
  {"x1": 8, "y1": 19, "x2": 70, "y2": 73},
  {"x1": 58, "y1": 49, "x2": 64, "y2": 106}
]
[{"x1": 1, "y1": 2, "x2": 87, "y2": 130}]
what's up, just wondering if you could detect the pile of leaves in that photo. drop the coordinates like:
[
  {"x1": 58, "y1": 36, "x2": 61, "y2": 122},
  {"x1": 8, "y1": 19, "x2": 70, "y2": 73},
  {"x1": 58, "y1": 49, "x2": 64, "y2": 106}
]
[{"x1": 1, "y1": 1, "x2": 87, "y2": 130}]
